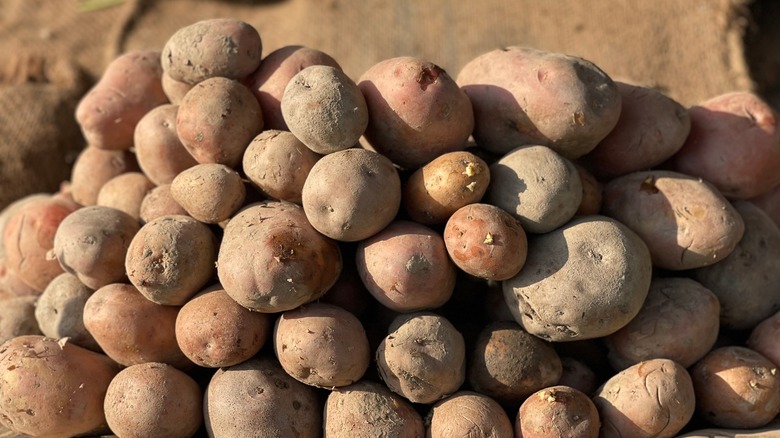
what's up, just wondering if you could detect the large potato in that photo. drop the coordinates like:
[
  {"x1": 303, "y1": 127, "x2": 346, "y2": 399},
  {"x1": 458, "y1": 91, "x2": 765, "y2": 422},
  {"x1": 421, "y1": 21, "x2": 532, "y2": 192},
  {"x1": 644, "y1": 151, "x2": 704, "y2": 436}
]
[{"x1": 503, "y1": 216, "x2": 652, "y2": 341}]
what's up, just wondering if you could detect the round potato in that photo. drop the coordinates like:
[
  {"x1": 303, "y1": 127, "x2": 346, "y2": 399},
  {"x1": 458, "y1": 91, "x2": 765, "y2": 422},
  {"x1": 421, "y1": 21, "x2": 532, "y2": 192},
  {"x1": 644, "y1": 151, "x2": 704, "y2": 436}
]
[
  {"x1": 134, "y1": 103, "x2": 198, "y2": 186},
  {"x1": 96, "y1": 172, "x2": 155, "y2": 221},
  {"x1": 170, "y1": 163, "x2": 246, "y2": 224},
  {"x1": 427, "y1": 391, "x2": 514, "y2": 438},
  {"x1": 517, "y1": 386, "x2": 600, "y2": 438},
  {"x1": 139, "y1": 184, "x2": 188, "y2": 223},
  {"x1": 0, "y1": 296, "x2": 41, "y2": 344},
  {"x1": 69, "y1": 146, "x2": 139, "y2": 206},
  {"x1": 34, "y1": 273, "x2": 99, "y2": 351}
]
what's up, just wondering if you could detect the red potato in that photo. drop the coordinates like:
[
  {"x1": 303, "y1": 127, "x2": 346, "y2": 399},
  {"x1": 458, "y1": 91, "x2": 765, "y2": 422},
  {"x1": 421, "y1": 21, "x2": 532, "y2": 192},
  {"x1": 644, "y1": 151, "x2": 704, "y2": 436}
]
[
  {"x1": 170, "y1": 163, "x2": 246, "y2": 224},
  {"x1": 243, "y1": 45, "x2": 342, "y2": 130},
  {"x1": 75, "y1": 50, "x2": 168, "y2": 151},
  {"x1": 138, "y1": 184, "x2": 188, "y2": 223},
  {"x1": 96, "y1": 172, "x2": 155, "y2": 221},
  {"x1": 667, "y1": 91, "x2": 780, "y2": 199},
  {"x1": 359, "y1": 56, "x2": 475, "y2": 169},
  {"x1": 134, "y1": 103, "x2": 198, "y2": 185},
  {"x1": 161, "y1": 72, "x2": 194, "y2": 104},
  {"x1": 457, "y1": 46, "x2": 621, "y2": 158},
  {"x1": 517, "y1": 386, "x2": 600, "y2": 438},
  {"x1": 427, "y1": 391, "x2": 514, "y2": 438},
  {"x1": 162, "y1": 18, "x2": 263, "y2": 84},
  {"x1": 69, "y1": 146, "x2": 140, "y2": 206}
]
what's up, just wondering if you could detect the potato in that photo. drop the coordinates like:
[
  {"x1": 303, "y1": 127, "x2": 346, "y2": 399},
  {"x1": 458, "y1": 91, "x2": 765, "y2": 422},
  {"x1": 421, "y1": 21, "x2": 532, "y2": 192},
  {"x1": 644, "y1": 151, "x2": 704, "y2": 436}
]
[
  {"x1": 176, "y1": 77, "x2": 263, "y2": 168},
  {"x1": 0, "y1": 336, "x2": 120, "y2": 438},
  {"x1": 602, "y1": 170, "x2": 745, "y2": 270},
  {"x1": 468, "y1": 321, "x2": 562, "y2": 406},
  {"x1": 558, "y1": 357, "x2": 598, "y2": 396},
  {"x1": 75, "y1": 50, "x2": 168, "y2": 151},
  {"x1": 204, "y1": 357, "x2": 321, "y2": 438},
  {"x1": 692, "y1": 201, "x2": 780, "y2": 330},
  {"x1": 104, "y1": 362, "x2": 202, "y2": 438},
  {"x1": 356, "y1": 220, "x2": 456, "y2": 312},
  {"x1": 34, "y1": 273, "x2": 99, "y2": 351},
  {"x1": 161, "y1": 18, "x2": 262, "y2": 84},
  {"x1": 175, "y1": 285, "x2": 271, "y2": 368},
  {"x1": 324, "y1": 380, "x2": 424, "y2": 437},
  {"x1": 573, "y1": 162, "x2": 602, "y2": 216},
  {"x1": 281, "y1": 65, "x2": 368, "y2": 154},
  {"x1": 748, "y1": 310, "x2": 780, "y2": 367},
  {"x1": 604, "y1": 277, "x2": 720, "y2": 370},
  {"x1": 486, "y1": 145, "x2": 582, "y2": 234},
  {"x1": 503, "y1": 215, "x2": 652, "y2": 341},
  {"x1": 134, "y1": 103, "x2": 198, "y2": 185},
  {"x1": 318, "y1": 259, "x2": 371, "y2": 318},
  {"x1": 170, "y1": 163, "x2": 246, "y2": 224},
  {"x1": 242, "y1": 130, "x2": 321, "y2": 204},
  {"x1": 274, "y1": 302, "x2": 370, "y2": 388},
  {"x1": 302, "y1": 148, "x2": 401, "y2": 242},
  {"x1": 427, "y1": 391, "x2": 513, "y2": 438},
  {"x1": 516, "y1": 386, "x2": 600, "y2": 438},
  {"x1": 751, "y1": 183, "x2": 780, "y2": 228},
  {"x1": 457, "y1": 46, "x2": 621, "y2": 158},
  {"x1": 125, "y1": 215, "x2": 217, "y2": 306},
  {"x1": 0, "y1": 296, "x2": 41, "y2": 343},
  {"x1": 0, "y1": 261, "x2": 38, "y2": 299},
  {"x1": 53, "y1": 205, "x2": 139, "y2": 290},
  {"x1": 691, "y1": 346, "x2": 780, "y2": 429},
  {"x1": 243, "y1": 45, "x2": 342, "y2": 130},
  {"x1": 96, "y1": 172, "x2": 155, "y2": 221},
  {"x1": 444, "y1": 203, "x2": 528, "y2": 281},
  {"x1": 667, "y1": 91, "x2": 780, "y2": 199},
  {"x1": 139, "y1": 184, "x2": 188, "y2": 223},
  {"x1": 358, "y1": 56, "x2": 474, "y2": 169},
  {"x1": 593, "y1": 358, "x2": 695, "y2": 438},
  {"x1": 161, "y1": 71, "x2": 194, "y2": 104},
  {"x1": 217, "y1": 201, "x2": 342, "y2": 312},
  {"x1": 70, "y1": 146, "x2": 140, "y2": 206},
  {"x1": 3, "y1": 195, "x2": 80, "y2": 292},
  {"x1": 83, "y1": 282, "x2": 192, "y2": 369},
  {"x1": 402, "y1": 150, "x2": 490, "y2": 225},
  {"x1": 581, "y1": 81, "x2": 690, "y2": 179},
  {"x1": 376, "y1": 312, "x2": 466, "y2": 404}
]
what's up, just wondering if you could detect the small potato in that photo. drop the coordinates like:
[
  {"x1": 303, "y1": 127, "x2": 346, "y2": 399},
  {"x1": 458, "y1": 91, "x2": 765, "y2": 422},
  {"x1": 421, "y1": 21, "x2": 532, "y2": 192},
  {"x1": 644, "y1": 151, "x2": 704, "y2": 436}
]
[
  {"x1": 205, "y1": 357, "x2": 321, "y2": 438},
  {"x1": 517, "y1": 386, "x2": 600, "y2": 438},
  {"x1": 468, "y1": 321, "x2": 562, "y2": 406},
  {"x1": 170, "y1": 163, "x2": 246, "y2": 224},
  {"x1": 376, "y1": 312, "x2": 466, "y2": 404},
  {"x1": 161, "y1": 72, "x2": 194, "y2": 104},
  {"x1": 242, "y1": 130, "x2": 321, "y2": 204},
  {"x1": 125, "y1": 215, "x2": 217, "y2": 305},
  {"x1": 748, "y1": 310, "x2": 780, "y2": 368},
  {"x1": 402, "y1": 150, "x2": 490, "y2": 224},
  {"x1": 34, "y1": 273, "x2": 99, "y2": 351},
  {"x1": 0, "y1": 336, "x2": 120, "y2": 438},
  {"x1": 457, "y1": 46, "x2": 621, "y2": 158},
  {"x1": 602, "y1": 170, "x2": 745, "y2": 270},
  {"x1": 604, "y1": 277, "x2": 720, "y2": 370},
  {"x1": 83, "y1": 282, "x2": 192, "y2": 369},
  {"x1": 573, "y1": 162, "x2": 602, "y2": 216},
  {"x1": 217, "y1": 201, "x2": 342, "y2": 312},
  {"x1": 427, "y1": 391, "x2": 514, "y2": 438},
  {"x1": 274, "y1": 303, "x2": 370, "y2": 388},
  {"x1": 487, "y1": 145, "x2": 582, "y2": 234},
  {"x1": 162, "y1": 18, "x2": 262, "y2": 84},
  {"x1": 134, "y1": 103, "x2": 198, "y2": 185},
  {"x1": 324, "y1": 380, "x2": 424, "y2": 437},
  {"x1": 176, "y1": 77, "x2": 263, "y2": 168},
  {"x1": 53, "y1": 205, "x2": 140, "y2": 290},
  {"x1": 70, "y1": 146, "x2": 140, "y2": 206},
  {"x1": 751, "y1": 184, "x2": 780, "y2": 228},
  {"x1": 139, "y1": 184, "x2": 188, "y2": 223},
  {"x1": 104, "y1": 362, "x2": 202, "y2": 438},
  {"x1": 357, "y1": 220, "x2": 456, "y2": 312},
  {"x1": 243, "y1": 45, "x2": 342, "y2": 130},
  {"x1": 75, "y1": 50, "x2": 168, "y2": 151},
  {"x1": 691, "y1": 346, "x2": 780, "y2": 429},
  {"x1": 0, "y1": 296, "x2": 41, "y2": 343},
  {"x1": 581, "y1": 81, "x2": 691, "y2": 179},
  {"x1": 96, "y1": 172, "x2": 155, "y2": 221},
  {"x1": 282, "y1": 65, "x2": 368, "y2": 154},
  {"x1": 558, "y1": 357, "x2": 598, "y2": 396},
  {"x1": 503, "y1": 216, "x2": 652, "y2": 341},
  {"x1": 594, "y1": 358, "x2": 695, "y2": 438},
  {"x1": 692, "y1": 201, "x2": 780, "y2": 330},
  {"x1": 667, "y1": 91, "x2": 780, "y2": 199},
  {"x1": 302, "y1": 148, "x2": 401, "y2": 242},
  {"x1": 444, "y1": 203, "x2": 528, "y2": 281},
  {"x1": 359, "y1": 56, "x2": 474, "y2": 169}
]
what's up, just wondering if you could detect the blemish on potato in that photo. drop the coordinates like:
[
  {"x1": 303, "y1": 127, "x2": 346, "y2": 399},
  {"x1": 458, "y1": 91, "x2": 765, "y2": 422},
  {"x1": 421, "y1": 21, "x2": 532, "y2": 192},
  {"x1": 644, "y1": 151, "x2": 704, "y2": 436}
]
[
  {"x1": 639, "y1": 175, "x2": 659, "y2": 194},
  {"x1": 483, "y1": 233, "x2": 494, "y2": 245}
]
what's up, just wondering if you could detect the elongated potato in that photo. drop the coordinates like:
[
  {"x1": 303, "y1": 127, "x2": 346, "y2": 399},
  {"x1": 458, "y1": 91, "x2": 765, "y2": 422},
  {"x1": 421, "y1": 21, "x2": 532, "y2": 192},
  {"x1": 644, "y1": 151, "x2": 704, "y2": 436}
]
[{"x1": 134, "y1": 103, "x2": 198, "y2": 185}]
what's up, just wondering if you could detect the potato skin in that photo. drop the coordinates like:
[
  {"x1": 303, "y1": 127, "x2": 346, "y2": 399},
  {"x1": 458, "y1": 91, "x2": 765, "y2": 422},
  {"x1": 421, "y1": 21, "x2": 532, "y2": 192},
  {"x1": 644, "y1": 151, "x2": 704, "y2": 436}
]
[
  {"x1": 139, "y1": 184, "x2": 188, "y2": 223},
  {"x1": 34, "y1": 273, "x2": 99, "y2": 351},
  {"x1": 162, "y1": 18, "x2": 262, "y2": 84},
  {"x1": 748, "y1": 310, "x2": 780, "y2": 368},
  {"x1": 457, "y1": 46, "x2": 621, "y2": 158},
  {"x1": 359, "y1": 56, "x2": 474, "y2": 169},
  {"x1": 594, "y1": 359, "x2": 695, "y2": 438},
  {"x1": 0, "y1": 336, "x2": 120, "y2": 438},
  {"x1": 602, "y1": 170, "x2": 745, "y2": 270},
  {"x1": 503, "y1": 216, "x2": 652, "y2": 341},
  {"x1": 104, "y1": 362, "x2": 202, "y2": 438},
  {"x1": 134, "y1": 103, "x2": 198, "y2": 185},
  {"x1": 96, "y1": 172, "x2": 156, "y2": 221},
  {"x1": 70, "y1": 146, "x2": 140, "y2": 206},
  {"x1": 170, "y1": 163, "x2": 246, "y2": 224},
  {"x1": 427, "y1": 391, "x2": 513, "y2": 438},
  {"x1": 0, "y1": 296, "x2": 41, "y2": 344},
  {"x1": 516, "y1": 386, "x2": 600, "y2": 438}
]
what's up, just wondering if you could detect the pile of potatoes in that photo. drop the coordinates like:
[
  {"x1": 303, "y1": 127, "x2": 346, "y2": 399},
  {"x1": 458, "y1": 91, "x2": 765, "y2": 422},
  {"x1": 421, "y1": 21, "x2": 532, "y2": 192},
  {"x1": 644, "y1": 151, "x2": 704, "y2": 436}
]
[{"x1": 2, "y1": 17, "x2": 780, "y2": 438}]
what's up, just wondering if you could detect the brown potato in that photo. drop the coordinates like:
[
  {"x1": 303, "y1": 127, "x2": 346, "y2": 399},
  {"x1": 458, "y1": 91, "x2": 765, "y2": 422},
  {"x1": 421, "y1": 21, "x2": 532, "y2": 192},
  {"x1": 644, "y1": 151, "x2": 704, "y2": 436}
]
[
  {"x1": 170, "y1": 163, "x2": 246, "y2": 224},
  {"x1": 602, "y1": 170, "x2": 745, "y2": 270},
  {"x1": 558, "y1": 357, "x2": 598, "y2": 396},
  {"x1": 427, "y1": 391, "x2": 514, "y2": 438},
  {"x1": 457, "y1": 46, "x2": 621, "y2": 158},
  {"x1": 134, "y1": 103, "x2": 198, "y2": 185},
  {"x1": 748, "y1": 310, "x2": 780, "y2": 368},
  {"x1": 0, "y1": 296, "x2": 41, "y2": 343},
  {"x1": 96, "y1": 172, "x2": 155, "y2": 221},
  {"x1": 34, "y1": 273, "x2": 99, "y2": 351},
  {"x1": 594, "y1": 358, "x2": 695, "y2": 438},
  {"x1": 70, "y1": 146, "x2": 140, "y2": 206},
  {"x1": 573, "y1": 162, "x2": 602, "y2": 216},
  {"x1": 161, "y1": 72, "x2": 194, "y2": 104},
  {"x1": 139, "y1": 184, "x2": 188, "y2": 224},
  {"x1": 517, "y1": 386, "x2": 600, "y2": 438}
]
